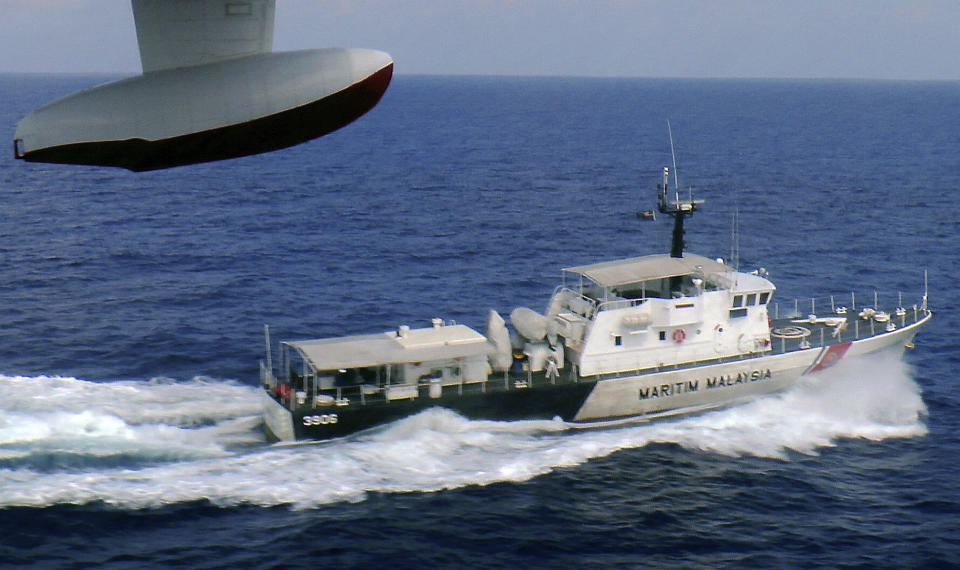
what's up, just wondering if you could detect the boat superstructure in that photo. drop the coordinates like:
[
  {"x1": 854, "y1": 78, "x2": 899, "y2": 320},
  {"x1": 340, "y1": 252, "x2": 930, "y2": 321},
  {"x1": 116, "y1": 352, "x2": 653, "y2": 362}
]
[{"x1": 260, "y1": 161, "x2": 931, "y2": 442}]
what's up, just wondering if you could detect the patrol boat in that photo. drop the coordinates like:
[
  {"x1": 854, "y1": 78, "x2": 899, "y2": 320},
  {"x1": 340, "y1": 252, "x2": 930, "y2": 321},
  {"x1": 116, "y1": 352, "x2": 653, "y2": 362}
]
[{"x1": 260, "y1": 167, "x2": 931, "y2": 442}]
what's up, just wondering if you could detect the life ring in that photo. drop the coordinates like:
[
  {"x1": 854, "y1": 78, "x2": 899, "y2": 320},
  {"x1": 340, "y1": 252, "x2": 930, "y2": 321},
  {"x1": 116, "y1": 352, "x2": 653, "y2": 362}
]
[{"x1": 672, "y1": 328, "x2": 686, "y2": 344}]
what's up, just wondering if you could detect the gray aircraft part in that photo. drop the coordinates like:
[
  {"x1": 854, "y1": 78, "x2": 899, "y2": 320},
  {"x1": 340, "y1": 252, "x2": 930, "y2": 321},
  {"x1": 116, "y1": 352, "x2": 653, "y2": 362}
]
[{"x1": 13, "y1": 0, "x2": 393, "y2": 171}]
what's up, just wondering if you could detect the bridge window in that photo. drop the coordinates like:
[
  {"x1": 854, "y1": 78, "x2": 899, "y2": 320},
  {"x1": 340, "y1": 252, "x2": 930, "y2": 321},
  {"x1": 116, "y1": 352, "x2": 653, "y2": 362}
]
[
  {"x1": 746, "y1": 293, "x2": 757, "y2": 306},
  {"x1": 733, "y1": 294, "x2": 744, "y2": 308},
  {"x1": 759, "y1": 292, "x2": 771, "y2": 304}
]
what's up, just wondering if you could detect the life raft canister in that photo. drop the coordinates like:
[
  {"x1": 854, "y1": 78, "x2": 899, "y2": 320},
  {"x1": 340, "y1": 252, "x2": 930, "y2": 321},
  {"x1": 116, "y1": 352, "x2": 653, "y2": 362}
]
[{"x1": 672, "y1": 328, "x2": 686, "y2": 343}]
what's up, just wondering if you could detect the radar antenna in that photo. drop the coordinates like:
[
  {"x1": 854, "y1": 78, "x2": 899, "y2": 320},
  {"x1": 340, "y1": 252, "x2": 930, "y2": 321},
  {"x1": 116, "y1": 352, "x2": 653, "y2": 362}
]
[{"x1": 657, "y1": 121, "x2": 704, "y2": 258}]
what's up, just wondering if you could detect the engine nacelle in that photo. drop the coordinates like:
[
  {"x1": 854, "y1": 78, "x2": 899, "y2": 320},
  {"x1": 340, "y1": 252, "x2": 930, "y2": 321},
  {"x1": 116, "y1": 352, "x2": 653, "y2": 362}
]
[{"x1": 14, "y1": 48, "x2": 392, "y2": 171}]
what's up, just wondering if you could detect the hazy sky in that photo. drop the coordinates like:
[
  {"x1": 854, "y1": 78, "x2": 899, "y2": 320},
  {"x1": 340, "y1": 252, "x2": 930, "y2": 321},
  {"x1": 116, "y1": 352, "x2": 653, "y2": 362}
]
[{"x1": 1, "y1": 0, "x2": 957, "y2": 80}]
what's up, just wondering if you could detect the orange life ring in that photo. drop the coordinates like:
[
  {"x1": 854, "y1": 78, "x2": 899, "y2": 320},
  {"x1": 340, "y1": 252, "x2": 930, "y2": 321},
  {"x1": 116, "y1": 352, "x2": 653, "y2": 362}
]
[{"x1": 672, "y1": 328, "x2": 686, "y2": 343}]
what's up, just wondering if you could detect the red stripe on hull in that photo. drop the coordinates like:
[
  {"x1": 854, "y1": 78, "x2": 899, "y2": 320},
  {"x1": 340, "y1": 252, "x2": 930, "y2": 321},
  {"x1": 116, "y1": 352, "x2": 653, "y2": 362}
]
[{"x1": 805, "y1": 341, "x2": 852, "y2": 375}]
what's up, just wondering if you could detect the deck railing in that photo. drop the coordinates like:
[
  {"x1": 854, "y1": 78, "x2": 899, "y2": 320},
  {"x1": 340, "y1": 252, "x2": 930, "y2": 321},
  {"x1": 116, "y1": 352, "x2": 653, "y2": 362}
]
[
  {"x1": 767, "y1": 295, "x2": 929, "y2": 355},
  {"x1": 770, "y1": 290, "x2": 926, "y2": 320},
  {"x1": 265, "y1": 288, "x2": 930, "y2": 411}
]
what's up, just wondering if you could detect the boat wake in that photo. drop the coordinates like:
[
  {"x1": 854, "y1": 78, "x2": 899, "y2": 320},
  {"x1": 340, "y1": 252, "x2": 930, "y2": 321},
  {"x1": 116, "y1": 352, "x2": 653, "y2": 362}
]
[
  {"x1": 0, "y1": 376, "x2": 264, "y2": 470},
  {"x1": 0, "y1": 352, "x2": 926, "y2": 509}
]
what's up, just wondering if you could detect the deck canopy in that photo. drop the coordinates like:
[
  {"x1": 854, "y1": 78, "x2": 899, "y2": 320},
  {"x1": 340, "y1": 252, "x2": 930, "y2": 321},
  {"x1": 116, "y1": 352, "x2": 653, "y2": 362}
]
[
  {"x1": 284, "y1": 324, "x2": 494, "y2": 371},
  {"x1": 564, "y1": 253, "x2": 731, "y2": 289}
]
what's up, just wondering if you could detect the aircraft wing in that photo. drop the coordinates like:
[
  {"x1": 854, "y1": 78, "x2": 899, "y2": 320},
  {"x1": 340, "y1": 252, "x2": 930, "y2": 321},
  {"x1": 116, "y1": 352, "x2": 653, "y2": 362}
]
[
  {"x1": 15, "y1": 0, "x2": 393, "y2": 171},
  {"x1": 132, "y1": 0, "x2": 275, "y2": 72}
]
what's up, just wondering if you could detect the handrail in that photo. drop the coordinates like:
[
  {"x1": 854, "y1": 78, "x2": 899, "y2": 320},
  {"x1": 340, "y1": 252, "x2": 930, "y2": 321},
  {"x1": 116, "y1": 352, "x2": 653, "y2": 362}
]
[
  {"x1": 771, "y1": 289, "x2": 927, "y2": 320},
  {"x1": 768, "y1": 304, "x2": 930, "y2": 354},
  {"x1": 266, "y1": 306, "x2": 931, "y2": 411},
  {"x1": 555, "y1": 286, "x2": 599, "y2": 316},
  {"x1": 597, "y1": 297, "x2": 649, "y2": 312}
]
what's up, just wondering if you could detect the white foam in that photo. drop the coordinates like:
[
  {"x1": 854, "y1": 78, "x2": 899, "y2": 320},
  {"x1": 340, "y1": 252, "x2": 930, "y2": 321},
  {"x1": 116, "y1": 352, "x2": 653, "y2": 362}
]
[
  {"x1": 0, "y1": 353, "x2": 927, "y2": 509},
  {"x1": 0, "y1": 375, "x2": 264, "y2": 466}
]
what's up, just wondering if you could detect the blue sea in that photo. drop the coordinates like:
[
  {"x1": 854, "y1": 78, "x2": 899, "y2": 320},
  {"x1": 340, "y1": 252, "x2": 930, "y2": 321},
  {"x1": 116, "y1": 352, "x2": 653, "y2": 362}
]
[{"x1": 0, "y1": 74, "x2": 958, "y2": 568}]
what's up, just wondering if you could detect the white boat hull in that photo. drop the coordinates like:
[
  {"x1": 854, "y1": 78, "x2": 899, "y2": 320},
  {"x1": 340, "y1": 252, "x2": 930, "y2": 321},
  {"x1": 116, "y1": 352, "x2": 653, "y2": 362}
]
[
  {"x1": 573, "y1": 317, "x2": 920, "y2": 423},
  {"x1": 260, "y1": 312, "x2": 927, "y2": 441}
]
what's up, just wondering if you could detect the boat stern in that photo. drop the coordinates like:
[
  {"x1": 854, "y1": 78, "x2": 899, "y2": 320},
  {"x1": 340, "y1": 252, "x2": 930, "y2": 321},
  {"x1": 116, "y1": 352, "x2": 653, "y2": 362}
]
[{"x1": 261, "y1": 388, "x2": 296, "y2": 442}]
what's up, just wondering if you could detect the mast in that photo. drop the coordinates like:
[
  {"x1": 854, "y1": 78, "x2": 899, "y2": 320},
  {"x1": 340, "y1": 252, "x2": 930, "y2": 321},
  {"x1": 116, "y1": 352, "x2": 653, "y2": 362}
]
[{"x1": 657, "y1": 122, "x2": 704, "y2": 258}]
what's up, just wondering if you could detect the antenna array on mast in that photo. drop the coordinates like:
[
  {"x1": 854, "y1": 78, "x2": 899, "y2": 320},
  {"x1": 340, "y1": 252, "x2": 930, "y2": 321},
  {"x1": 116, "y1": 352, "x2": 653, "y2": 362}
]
[{"x1": 657, "y1": 121, "x2": 704, "y2": 258}]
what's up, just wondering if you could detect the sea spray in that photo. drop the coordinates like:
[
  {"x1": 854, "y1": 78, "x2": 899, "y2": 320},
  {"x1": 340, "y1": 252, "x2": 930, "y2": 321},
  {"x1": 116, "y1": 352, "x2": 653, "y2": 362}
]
[{"x1": 0, "y1": 352, "x2": 926, "y2": 509}]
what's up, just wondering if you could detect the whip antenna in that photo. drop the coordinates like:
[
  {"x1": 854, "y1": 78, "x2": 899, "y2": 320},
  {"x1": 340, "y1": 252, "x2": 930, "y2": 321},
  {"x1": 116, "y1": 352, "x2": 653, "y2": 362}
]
[
  {"x1": 657, "y1": 121, "x2": 704, "y2": 258},
  {"x1": 730, "y1": 208, "x2": 741, "y2": 270},
  {"x1": 668, "y1": 120, "x2": 680, "y2": 203}
]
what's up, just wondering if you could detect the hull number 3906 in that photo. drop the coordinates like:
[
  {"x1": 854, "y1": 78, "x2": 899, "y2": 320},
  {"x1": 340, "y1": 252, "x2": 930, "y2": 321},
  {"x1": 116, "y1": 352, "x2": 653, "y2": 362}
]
[{"x1": 303, "y1": 414, "x2": 338, "y2": 426}]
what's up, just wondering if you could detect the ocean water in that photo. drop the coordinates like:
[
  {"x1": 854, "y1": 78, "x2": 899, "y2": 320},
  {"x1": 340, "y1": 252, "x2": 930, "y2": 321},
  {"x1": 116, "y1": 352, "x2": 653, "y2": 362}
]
[{"x1": 0, "y1": 74, "x2": 958, "y2": 568}]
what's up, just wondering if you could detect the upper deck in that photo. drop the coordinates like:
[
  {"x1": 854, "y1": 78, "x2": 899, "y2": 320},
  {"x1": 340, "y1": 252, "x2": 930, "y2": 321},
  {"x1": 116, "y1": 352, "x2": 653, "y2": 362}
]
[
  {"x1": 284, "y1": 323, "x2": 494, "y2": 372},
  {"x1": 562, "y1": 253, "x2": 774, "y2": 302},
  {"x1": 563, "y1": 253, "x2": 730, "y2": 288}
]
